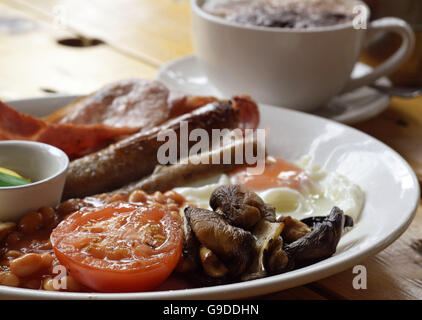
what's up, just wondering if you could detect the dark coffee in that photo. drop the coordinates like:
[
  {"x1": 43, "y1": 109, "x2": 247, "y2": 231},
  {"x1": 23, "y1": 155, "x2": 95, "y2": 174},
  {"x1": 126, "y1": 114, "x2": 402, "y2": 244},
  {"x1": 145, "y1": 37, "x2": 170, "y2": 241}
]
[{"x1": 202, "y1": 0, "x2": 358, "y2": 29}]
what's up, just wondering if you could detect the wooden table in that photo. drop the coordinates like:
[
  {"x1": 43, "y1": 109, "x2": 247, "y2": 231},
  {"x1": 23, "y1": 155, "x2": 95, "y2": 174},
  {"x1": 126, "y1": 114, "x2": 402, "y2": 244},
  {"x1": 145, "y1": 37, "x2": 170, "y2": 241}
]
[{"x1": 1, "y1": 0, "x2": 421, "y2": 300}]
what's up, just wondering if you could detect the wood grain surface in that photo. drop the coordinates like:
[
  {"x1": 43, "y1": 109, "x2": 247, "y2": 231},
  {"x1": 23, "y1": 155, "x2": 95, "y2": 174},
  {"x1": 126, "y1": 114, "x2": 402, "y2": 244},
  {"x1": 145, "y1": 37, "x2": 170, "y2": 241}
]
[
  {"x1": 0, "y1": 1, "x2": 156, "y2": 100},
  {"x1": 0, "y1": 0, "x2": 421, "y2": 300}
]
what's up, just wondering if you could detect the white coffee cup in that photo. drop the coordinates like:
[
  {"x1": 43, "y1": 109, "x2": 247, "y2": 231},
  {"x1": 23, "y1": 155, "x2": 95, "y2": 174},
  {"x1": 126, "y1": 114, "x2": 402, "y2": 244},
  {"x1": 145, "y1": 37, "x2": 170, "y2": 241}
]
[{"x1": 191, "y1": 0, "x2": 415, "y2": 111}]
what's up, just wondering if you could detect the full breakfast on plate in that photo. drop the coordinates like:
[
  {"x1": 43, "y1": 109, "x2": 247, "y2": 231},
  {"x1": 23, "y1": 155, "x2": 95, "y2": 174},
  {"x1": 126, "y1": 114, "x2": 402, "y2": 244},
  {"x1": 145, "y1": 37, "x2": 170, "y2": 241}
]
[{"x1": 0, "y1": 78, "x2": 364, "y2": 293}]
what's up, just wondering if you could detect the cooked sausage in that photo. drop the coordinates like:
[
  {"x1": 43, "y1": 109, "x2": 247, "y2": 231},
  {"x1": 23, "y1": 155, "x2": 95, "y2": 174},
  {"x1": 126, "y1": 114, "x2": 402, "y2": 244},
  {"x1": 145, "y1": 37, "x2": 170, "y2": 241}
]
[
  {"x1": 115, "y1": 133, "x2": 259, "y2": 195},
  {"x1": 63, "y1": 100, "x2": 241, "y2": 199}
]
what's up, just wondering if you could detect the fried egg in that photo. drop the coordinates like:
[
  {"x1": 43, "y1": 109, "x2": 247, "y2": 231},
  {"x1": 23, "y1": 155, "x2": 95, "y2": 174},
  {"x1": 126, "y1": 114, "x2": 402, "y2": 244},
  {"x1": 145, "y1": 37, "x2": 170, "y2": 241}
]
[{"x1": 174, "y1": 156, "x2": 364, "y2": 222}]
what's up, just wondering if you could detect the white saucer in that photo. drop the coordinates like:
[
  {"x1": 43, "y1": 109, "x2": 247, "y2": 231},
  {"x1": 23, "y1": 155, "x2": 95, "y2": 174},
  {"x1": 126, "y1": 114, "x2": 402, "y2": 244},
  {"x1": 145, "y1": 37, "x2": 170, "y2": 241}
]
[{"x1": 157, "y1": 55, "x2": 392, "y2": 125}]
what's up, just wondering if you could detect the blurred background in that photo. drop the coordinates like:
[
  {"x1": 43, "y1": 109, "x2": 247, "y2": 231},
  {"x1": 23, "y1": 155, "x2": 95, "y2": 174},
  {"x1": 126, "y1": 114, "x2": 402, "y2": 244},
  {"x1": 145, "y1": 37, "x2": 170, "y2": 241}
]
[
  {"x1": 0, "y1": 0, "x2": 420, "y2": 99},
  {"x1": 0, "y1": 0, "x2": 420, "y2": 177},
  {"x1": 0, "y1": 0, "x2": 192, "y2": 99},
  {"x1": 0, "y1": 0, "x2": 421, "y2": 177},
  {"x1": 362, "y1": 0, "x2": 422, "y2": 86}
]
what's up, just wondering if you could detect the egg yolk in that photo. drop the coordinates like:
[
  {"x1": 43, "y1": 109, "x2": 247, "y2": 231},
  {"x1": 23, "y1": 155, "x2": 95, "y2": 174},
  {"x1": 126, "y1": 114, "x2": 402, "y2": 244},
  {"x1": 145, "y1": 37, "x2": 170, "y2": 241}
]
[{"x1": 229, "y1": 157, "x2": 309, "y2": 191}]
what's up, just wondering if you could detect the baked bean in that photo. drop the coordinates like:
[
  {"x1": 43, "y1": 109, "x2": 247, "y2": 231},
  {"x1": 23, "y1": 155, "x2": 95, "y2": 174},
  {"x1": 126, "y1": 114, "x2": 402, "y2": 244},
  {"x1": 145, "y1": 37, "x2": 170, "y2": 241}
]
[
  {"x1": 6, "y1": 231, "x2": 23, "y2": 245},
  {"x1": 0, "y1": 271, "x2": 19, "y2": 287},
  {"x1": 57, "y1": 199, "x2": 83, "y2": 216},
  {"x1": 39, "y1": 207, "x2": 56, "y2": 225},
  {"x1": 0, "y1": 222, "x2": 16, "y2": 242},
  {"x1": 170, "y1": 211, "x2": 182, "y2": 224},
  {"x1": 107, "y1": 193, "x2": 128, "y2": 204},
  {"x1": 9, "y1": 253, "x2": 44, "y2": 277},
  {"x1": 166, "y1": 203, "x2": 179, "y2": 212},
  {"x1": 42, "y1": 278, "x2": 58, "y2": 291},
  {"x1": 43, "y1": 277, "x2": 74, "y2": 291},
  {"x1": 63, "y1": 276, "x2": 80, "y2": 292},
  {"x1": 149, "y1": 202, "x2": 164, "y2": 210},
  {"x1": 129, "y1": 190, "x2": 147, "y2": 203},
  {"x1": 164, "y1": 191, "x2": 185, "y2": 205},
  {"x1": 18, "y1": 212, "x2": 43, "y2": 234},
  {"x1": 23, "y1": 279, "x2": 41, "y2": 290},
  {"x1": 152, "y1": 191, "x2": 166, "y2": 204},
  {"x1": 40, "y1": 252, "x2": 54, "y2": 268},
  {"x1": 37, "y1": 239, "x2": 53, "y2": 250},
  {"x1": 43, "y1": 275, "x2": 80, "y2": 291},
  {"x1": 4, "y1": 250, "x2": 23, "y2": 259}
]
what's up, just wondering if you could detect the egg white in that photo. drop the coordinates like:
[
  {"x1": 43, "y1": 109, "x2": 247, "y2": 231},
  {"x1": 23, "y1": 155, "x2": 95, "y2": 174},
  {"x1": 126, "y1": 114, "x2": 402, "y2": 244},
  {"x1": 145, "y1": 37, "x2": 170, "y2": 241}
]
[{"x1": 174, "y1": 157, "x2": 364, "y2": 222}]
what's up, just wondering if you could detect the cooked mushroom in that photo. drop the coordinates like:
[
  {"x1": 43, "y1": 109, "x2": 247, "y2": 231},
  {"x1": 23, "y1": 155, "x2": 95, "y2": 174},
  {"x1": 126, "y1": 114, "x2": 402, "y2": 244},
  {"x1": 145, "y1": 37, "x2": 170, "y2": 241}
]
[
  {"x1": 241, "y1": 219, "x2": 284, "y2": 281},
  {"x1": 183, "y1": 184, "x2": 352, "y2": 283},
  {"x1": 301, "y1": 214, "x2": 354, "y2": 229},
  {"x1": 265, "y1": 236, "x2": 289, "y2": 274},
  {"x1": 210, "y1": 184, "x2": 275, "y2": 230},
  {"x1": 199, "y1": 245, "x2": 229, "y2": 278},
  {"x1": 175, "y1": 208, "x2": 200, "y2": 273},
  {"x1": 279, "y1": 216, "x2": 312, "y2": 243},
  {"x1": 184, "y1": 206, "x2": 255, "y2": 277},
  {"x1": 282, "y1": 206, "x2": 347, "y2": 270}
]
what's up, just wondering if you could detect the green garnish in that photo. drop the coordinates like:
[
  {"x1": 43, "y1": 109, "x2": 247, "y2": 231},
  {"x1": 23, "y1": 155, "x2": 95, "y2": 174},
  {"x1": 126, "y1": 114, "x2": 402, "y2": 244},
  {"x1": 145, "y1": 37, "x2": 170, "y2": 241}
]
[{"x1": 0, "y1": 171, "x2": 31, "y2": 187}]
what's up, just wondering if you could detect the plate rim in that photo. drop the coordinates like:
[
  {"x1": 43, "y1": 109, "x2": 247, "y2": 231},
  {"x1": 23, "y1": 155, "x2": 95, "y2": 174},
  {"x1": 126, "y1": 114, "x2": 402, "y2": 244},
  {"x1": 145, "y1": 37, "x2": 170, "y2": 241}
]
[{"x1": 0, "y1": 95, "x2": 419, "y2": 300}]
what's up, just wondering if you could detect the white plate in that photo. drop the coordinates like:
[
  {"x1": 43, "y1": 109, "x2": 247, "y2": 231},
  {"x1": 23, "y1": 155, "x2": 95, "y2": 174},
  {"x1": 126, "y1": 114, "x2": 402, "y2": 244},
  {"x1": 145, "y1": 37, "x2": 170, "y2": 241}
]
[
  {"x1": 1, "y1": 95, "x2": 419, "y2": 299},
  {"x1": 157, "y1": 55, "x2": 392, "y2": 125}
]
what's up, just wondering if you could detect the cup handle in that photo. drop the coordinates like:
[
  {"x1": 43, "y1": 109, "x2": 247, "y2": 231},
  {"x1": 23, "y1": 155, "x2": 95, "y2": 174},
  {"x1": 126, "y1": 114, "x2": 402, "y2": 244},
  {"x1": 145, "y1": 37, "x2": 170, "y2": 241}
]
[{"x1": 343, "y1": 17, "x2": 415, "y2": 93}]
